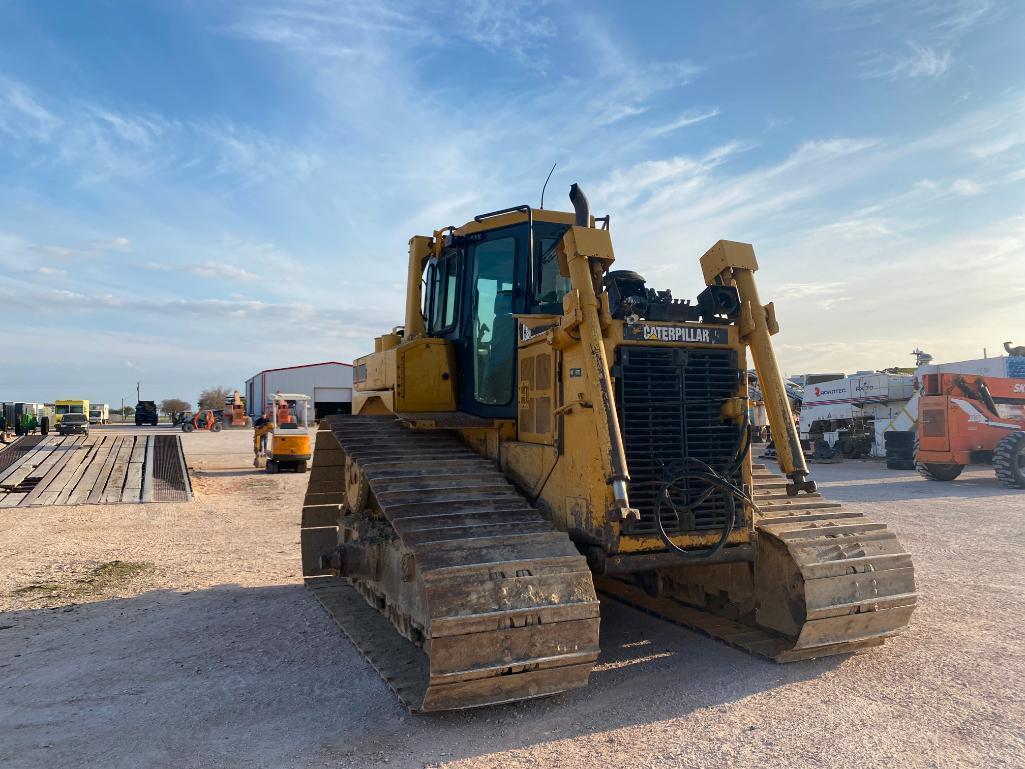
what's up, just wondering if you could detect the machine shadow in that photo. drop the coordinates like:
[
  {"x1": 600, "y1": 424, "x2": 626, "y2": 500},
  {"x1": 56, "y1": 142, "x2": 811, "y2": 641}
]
[{"x1": 1, "y1": 582, "x2": 845, "y2": 768}]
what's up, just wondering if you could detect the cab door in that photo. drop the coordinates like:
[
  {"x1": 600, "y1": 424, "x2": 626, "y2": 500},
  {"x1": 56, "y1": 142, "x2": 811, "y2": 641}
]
[
  {"x1": 423, "y1": 220, "x2": 567, "y2": 420},
  {"x1": 457, "y1": 227, "x2": 525, "y2": 419}
]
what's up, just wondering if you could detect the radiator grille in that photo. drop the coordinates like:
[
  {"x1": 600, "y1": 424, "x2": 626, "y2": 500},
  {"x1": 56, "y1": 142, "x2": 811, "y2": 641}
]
[{"x1": 614, "y1": 345, "x2": 742, "y2": 536}]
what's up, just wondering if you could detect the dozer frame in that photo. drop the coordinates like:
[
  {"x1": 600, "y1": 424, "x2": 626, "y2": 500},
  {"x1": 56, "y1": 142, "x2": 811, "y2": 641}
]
[{"x1": 300, "y1": 185, "x2": 916, "y2": 712}]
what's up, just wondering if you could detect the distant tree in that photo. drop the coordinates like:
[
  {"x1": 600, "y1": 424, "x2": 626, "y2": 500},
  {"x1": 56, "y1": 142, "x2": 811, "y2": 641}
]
[
  {"x1": 198, "y1": 386, "x2": 231, "y2": 410},
  {"x1": 160, "y1": 398, "x2": 191, "y2": 419},
  {"x1": 118, "y1": 405, "x2": 135, "y2": 417}
]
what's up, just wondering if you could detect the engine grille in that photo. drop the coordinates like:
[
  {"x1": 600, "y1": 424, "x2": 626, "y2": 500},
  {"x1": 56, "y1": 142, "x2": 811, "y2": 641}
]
[{"x1": 614, "y1": 345, "x2": 743, "y2": 536}]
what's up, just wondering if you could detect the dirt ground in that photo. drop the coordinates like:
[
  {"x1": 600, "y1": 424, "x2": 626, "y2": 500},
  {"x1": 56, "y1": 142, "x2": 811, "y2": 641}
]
[{"x1": 2, "y1": 426, "x2": 1023, "y2": 769}]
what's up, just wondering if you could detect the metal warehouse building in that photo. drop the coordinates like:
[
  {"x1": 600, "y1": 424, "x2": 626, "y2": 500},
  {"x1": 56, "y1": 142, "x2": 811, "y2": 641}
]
[{"x1": 244, "y1": 362, "x2": 353, "y2": 420}]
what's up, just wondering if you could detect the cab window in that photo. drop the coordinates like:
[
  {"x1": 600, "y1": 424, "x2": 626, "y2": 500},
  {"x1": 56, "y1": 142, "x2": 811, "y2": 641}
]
[
  {"x1": 472, "y1": 237, "x2": 517, "y2": 405},
  {"x1": 426, "y1": 249, "x2": 459, "y2": 334},
  {"x1": 534, "y1": 236, "x2": 571, "y2": 312}
]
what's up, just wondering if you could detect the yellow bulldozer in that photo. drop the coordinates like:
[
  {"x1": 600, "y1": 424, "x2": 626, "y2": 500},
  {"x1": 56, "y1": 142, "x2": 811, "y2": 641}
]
[{"x1": 301, "y1": 185, "x2": 917, "y2": 712}]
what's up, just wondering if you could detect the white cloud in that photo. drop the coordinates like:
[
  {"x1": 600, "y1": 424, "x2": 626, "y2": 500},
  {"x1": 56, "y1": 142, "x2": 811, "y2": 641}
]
[
  {"x1": 815, "y1": 0, "x2": 994, "y2": 80},
  {"x1": 0, "y1": 77, "x2": 61, "y2": 141},
  {"x1": 770, "y1": 281, "x2": 851, "y2": 311},
  {"x1": 144, "y1": 262, "x2": 260, "y2": 280},
  {"x1": 91, "y1": 237, "x2": 132, "y2": 252},
  {"x1": 887, "y1": 43, "x2": 952, "y2": 78},
  {"x1": 30, "y1": 244, "x2": 79, "y2": 259},
  {"x1": 648, "y1": 108, "x2": 721, "y2": 137},
  {"x1": 951, "y1": 178, "x2": 982, "y2": 196}
]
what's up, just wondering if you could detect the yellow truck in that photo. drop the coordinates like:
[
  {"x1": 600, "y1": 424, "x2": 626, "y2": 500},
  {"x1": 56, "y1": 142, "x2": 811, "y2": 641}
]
[{"x1": 54, "y1": 399, "x2": 89, "y2": 427}]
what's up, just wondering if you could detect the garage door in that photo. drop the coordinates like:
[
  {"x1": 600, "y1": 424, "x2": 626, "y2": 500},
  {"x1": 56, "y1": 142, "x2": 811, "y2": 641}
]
[
  {"x1": 315, "y1": 387, "x2": 351, "y2": 402},
  {"x1": 314, "y1": 387, "x2": 352, "y2": 419}
]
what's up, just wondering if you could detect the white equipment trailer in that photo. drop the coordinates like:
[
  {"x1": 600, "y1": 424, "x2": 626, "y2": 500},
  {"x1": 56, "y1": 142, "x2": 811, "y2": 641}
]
[{"x1": 799, "y1": 372, "x2": 914, "y2": 457}]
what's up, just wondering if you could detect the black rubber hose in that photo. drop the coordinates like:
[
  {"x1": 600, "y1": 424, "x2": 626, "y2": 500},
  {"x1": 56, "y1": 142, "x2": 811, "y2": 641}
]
[{"x1": 651, "y1": 421, "x2": 760, "y2": 560}]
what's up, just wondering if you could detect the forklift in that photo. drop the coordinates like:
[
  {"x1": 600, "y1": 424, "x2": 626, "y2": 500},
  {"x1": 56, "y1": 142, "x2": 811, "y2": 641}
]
[
  {"x1": 253, "y1": 393, "x2": 311, "y2": 473},
  {"x1": 180, "y1": 409, "x2": 222, "y2": 433}
]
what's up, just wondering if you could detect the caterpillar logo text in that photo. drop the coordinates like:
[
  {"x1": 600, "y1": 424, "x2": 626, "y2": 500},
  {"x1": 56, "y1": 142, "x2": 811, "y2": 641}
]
[{"x1": 623, "y1": 323, "x2": 728, "y2": 344}]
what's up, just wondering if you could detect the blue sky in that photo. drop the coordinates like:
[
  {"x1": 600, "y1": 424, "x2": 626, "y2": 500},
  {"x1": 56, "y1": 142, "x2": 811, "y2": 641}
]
[{"x1": 2, "y1": 0, "x2": 1024, "y2": 406}]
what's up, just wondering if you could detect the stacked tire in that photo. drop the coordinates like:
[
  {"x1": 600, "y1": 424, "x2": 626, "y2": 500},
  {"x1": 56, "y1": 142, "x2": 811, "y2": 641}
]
[{"x1": 884, "y1": 431, "x2": 916, "y2": 470}]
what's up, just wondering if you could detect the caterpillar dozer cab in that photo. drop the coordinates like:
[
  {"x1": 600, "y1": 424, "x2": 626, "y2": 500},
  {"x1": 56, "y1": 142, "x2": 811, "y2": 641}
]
[{"x1": 300, "y1": 185, "x2": 917, "y2": 712}]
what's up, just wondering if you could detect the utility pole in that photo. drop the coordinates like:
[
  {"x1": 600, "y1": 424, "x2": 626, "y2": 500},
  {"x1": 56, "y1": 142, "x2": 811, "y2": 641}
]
[
  {"x1": 136, "y1": 381, "x2": 140, "y2": 402},
  {"x1": 121, "y1": 397, "x2": 124, "y2": 423}
]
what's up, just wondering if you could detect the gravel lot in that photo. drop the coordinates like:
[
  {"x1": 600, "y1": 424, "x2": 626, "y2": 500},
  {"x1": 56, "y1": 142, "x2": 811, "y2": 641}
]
[{"x1": 1, "y1": 427, "x2": 1023, "y2": 769}]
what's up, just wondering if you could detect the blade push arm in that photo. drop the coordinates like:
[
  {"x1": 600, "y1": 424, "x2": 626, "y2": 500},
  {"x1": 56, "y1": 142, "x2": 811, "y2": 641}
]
[
  {"x1": 556, "y1": 185, "x2": 637, "y2": 520},
  {"x1": 700, "y1": 241, "x2": 815, "y2": 496}
]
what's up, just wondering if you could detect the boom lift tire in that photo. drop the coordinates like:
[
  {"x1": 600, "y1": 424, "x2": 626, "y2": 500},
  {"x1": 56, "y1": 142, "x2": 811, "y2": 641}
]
[
  {"x1": 993, "y1": 431, "x2": 1025, "y2": 488},
  {"x1": 916, "y1": 462, "x2": 964, "y2": 481},
  {"x1": 181, "y1": 423, "x2": 194, "y2": 433}
]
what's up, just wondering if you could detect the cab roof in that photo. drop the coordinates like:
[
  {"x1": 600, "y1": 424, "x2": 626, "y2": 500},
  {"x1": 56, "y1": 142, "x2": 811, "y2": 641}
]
[{"x1": 454, "y1": 207, "x2": 579, "y2": 237}]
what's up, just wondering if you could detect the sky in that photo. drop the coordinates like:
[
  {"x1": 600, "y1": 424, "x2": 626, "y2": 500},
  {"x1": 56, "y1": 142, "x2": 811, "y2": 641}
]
[{"x1": 2, "y1": 0, "x2": 1024, "y2": 406}]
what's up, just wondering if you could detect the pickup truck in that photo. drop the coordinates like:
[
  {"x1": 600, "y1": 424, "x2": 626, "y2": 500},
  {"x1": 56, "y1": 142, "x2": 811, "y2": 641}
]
[{"x1": 58, "y1": 413, "x2": 90, "y2": 435}]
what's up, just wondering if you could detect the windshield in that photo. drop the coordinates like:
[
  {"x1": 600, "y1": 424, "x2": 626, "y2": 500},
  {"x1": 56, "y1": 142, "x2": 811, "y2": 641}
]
[
  {"x1": 64, "y1": 414, "x2": 86, "y2": 423},
  {"x1": 56, "y1": 405, "x2": 70, "y2": 414}
]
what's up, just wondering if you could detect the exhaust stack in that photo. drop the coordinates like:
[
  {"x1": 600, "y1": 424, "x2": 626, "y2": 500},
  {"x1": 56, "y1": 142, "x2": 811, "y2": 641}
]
[{"x1": 569, "y1": 183, "x2": 590, "y2": 227}]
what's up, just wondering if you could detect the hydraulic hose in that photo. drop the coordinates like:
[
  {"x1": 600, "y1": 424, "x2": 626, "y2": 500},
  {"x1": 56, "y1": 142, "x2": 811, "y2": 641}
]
[{"x1": 650, "y1": 418, "x2": 760, "y2": 560}]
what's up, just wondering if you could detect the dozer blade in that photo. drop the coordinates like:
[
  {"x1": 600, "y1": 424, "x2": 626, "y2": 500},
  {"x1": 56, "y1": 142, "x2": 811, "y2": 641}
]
[
  {"x1": 300, "y1": 416, "x2": 600, "y2": 712},
  {"x1": 597, "y1": 463, "x2": 917, "y2": 662}
]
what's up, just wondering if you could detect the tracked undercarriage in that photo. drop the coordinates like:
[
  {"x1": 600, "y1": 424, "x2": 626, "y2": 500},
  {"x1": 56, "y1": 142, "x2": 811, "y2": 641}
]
[
  {"x1": 301, "y1": 416, "x2": 916, "y2": 711},
  {"x1": 598, "y1": 461, "x2": 916, "y2": 661},
  {"x1": 301, "y1": 417, "x2": 600, "y2": 711}
]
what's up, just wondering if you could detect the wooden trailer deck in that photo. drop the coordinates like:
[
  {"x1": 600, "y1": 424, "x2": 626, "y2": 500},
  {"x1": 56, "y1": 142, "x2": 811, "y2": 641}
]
[{"x1": 0, "y1": 433, "x2": 192, "y2": 507}]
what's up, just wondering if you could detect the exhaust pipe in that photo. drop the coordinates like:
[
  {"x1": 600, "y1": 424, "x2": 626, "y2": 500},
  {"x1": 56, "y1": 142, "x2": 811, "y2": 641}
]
[{"x1": 569, "y1": 183, "x2": 590, "y2": 227}]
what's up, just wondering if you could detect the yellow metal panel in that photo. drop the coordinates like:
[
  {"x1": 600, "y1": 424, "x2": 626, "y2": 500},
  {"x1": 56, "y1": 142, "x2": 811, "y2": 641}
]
[
  {"x1": 354, "y1": 348, "x2": 394, "y2": 392},
  {"x1": 395, "y1": 338, "x2": 456, "y2": 412},
  {"x1": 353, "y1": 391, "x2": 394, "y2": 415},
  {"x1": 699, "y1": 240, "x2": 759, "y2": 284},
  {"x1": 500, "y1": 441, "x2": 557, "y2": 497},
  {"x1": 516, "y1": 320, "x2": 558, "y2": 445},
  {"x1": 271, "y1": 433, "x2": 311, "y2": 459},
  {"x1": 454, "y1": 208, "x2": 576, "y2": 237}
]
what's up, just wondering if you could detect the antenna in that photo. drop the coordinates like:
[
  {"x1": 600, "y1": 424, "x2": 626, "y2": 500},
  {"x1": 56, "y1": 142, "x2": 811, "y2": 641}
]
[{"x1": 539, "y1": 163, "x2": 557, "y2": 209}]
